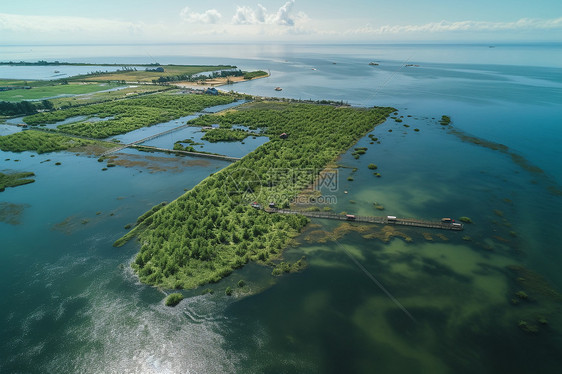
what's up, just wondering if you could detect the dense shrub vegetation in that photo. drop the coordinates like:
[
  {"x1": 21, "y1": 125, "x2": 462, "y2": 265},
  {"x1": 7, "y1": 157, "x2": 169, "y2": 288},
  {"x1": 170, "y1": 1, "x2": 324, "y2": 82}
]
[
  {"x1": 243, "y1": 71, "x2": 268, "y2": 80},
  {"x1": 164, "y1": 293, "x2": 184, "y2": 306},
  {"x1": 271, "y1": 256, "x2": 307, "y2": 276},
  {"x1": 23, "y1": 93, "x2": 236, "y2": 138},
  {"x1": 0, "y1": 100, "x2": 53, "y2": 116},
  {"x1": 0, "y1": 130, "x2": 109, "y2": 153},
  {"x1": 201, "y1": 128, "x2": 252, "y2": 142},
  {"x1": 118, "y1": 101, "x2": 394, "y2": 289},
  {"x1": 153, "y1": 69, "x2": 249, "y2": 84}
]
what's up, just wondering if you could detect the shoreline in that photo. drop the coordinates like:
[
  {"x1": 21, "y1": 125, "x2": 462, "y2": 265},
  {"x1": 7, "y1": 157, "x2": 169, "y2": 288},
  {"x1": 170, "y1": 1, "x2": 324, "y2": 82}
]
[{"x1": 173, "y1": 73, "x2": 270, "y2": 89}]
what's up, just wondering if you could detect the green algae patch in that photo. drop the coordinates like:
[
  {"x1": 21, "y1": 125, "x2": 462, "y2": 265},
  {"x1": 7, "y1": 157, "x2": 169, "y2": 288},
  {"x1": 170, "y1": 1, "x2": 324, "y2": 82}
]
[
  {"x1": 271, "y1": 256, "x2": 307, "y2": 276},
  {"x1": 0, "y1": 202, "x2": 29, "y2": 225},
  {"x1": 302, "y1": 221, "x2": 413, "y2": 245},
  {"x1": 507, "y1": 265, "x2": 562, "y2": 303},
  {"x1": 0, "y1": 171, "x2": 35, "y2": 191},
  {"x1": 448, "y1": 125, "x2": 562, "y2": 196}
]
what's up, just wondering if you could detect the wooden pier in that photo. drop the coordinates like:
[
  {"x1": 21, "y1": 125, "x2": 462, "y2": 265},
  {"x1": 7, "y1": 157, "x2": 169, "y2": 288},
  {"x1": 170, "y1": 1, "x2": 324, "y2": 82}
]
[
  {"x1": 131, "y1": 145, "x2": 241, "y2": 162},
  {"x1": 100, "y1": 123, "x2": 194, "y2": 156},
  {"x1": 100, "y1": 123, "x2": 240, "y2": 162},
  {"x1": 265, "y1": 208, "x2": 464, "y2": 231}
]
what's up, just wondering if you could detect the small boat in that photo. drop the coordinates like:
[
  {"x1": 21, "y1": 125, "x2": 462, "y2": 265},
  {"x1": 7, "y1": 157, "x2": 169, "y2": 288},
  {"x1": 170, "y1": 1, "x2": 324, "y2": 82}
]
[
  {"x1": 368, "y1": 62, "x2": 379, "y2": 66},
  {"x1": 275, "y1": 87, "x2": 282, "y2": 91},
  {"x1": 54, "y1": 70, "x2": 60, "y2": 73}
]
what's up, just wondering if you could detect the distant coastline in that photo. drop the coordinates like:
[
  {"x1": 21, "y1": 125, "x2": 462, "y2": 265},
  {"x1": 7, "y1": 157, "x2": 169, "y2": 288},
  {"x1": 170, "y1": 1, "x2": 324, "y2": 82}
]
[{"x1": 0, "y1": 60, "x2": 232, "y2": 68}]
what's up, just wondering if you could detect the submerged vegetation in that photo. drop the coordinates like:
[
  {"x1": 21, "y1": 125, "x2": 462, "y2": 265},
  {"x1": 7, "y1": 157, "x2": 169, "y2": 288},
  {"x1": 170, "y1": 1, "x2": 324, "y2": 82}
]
[
  {"x1": 271, "y1": 256, "x2": 307, "y2": 276},
  {"x1": 0, "y1": 202, "x2": 29, "y2": 225},
  {"x1": 116, "y1": 101, "x2": 394, "y2": 289}
]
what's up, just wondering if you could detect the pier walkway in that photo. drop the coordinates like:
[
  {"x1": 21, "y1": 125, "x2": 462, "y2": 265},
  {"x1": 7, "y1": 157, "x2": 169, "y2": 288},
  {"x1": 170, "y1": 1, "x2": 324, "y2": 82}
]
[
  {"x1": 131, "y1": 145, "x2": 241, "y2": 162},
  {"x1": 265, "y1": 208, "x2": 464, "y2": 231},
  {"x1": 101, "y1": 123, "x2": 193, "y2": 156},
  {"x1": 100, "y1": 124, "x2": 240, "y2": 162}
]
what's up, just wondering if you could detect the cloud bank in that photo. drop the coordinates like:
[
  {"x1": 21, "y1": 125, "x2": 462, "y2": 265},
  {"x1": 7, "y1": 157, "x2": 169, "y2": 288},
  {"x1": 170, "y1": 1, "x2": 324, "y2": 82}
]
[
  {"x1": 350, "y1": 17, "x2": 562, "y2": 35},
  {"x1": 0, "y1": 4, "x2": 561, "y2": 44},
  {"x1": 232, "y1": 1, "x2": 297, "y2": 26},
  {"x1": 180, "y1": 7, "x2": 223, "y2": 24}
]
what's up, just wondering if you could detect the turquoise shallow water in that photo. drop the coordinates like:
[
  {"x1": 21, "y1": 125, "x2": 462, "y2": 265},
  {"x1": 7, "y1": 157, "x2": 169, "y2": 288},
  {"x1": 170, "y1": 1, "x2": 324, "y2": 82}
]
[{"x1": 1, "y1": 43, "x2": 562, "y2": 373}]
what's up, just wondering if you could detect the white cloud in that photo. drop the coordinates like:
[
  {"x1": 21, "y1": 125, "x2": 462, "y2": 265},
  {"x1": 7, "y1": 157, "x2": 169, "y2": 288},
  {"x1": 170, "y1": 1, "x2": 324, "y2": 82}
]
[
  {"x1": 348, "y1": 17, "x2": 562, "y2": 35},
  {"x1": 1, "y1": 10, "x2": 561, "y2": 44},
  {"x1": 232, "y1": 6, "x2": 260, "y2": 25},
  {"x1": 180, "y1": 7, "x2": 222, "y2": 24},
  {"x1": 232, "y1": 1, "x2": 298, "y2": 26},
  {"x1": 272, "y1": 0, "x2": 295, "y2": 26}
]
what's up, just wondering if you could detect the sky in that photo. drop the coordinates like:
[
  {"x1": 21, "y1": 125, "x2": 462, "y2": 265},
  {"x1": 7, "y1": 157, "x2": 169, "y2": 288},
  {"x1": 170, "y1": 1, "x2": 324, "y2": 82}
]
[{"x1": 0, "y1": 0, "x2": 561, "y2": 44}]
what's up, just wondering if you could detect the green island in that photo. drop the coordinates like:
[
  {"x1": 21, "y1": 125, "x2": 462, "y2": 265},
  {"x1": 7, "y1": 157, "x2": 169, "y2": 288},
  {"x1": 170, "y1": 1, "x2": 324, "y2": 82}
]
[
  {"x1": 241, "y1": 71, "x2": 269, "y2": 80},
  {"x1": 440, "y1": 115, "x2": 451, "y2": 125},
  {"x1": 0, "y1": 171, "x2": 35, "y2": 192},
  {"x1": 152, "y1": 69, "x2": 268, "y2": 85},
  {"x1": 116, "y1": 101, "x2": 394, "y2": 289},
  {"x1": 173, "y1": 139, "x2": 203, "y2": 151},
  {"x1": 69, "y1": 64, "x2": 237, "y2": 83},
  {"x1": 164, "y1": 292, "x2": 184, "y2": 307}
]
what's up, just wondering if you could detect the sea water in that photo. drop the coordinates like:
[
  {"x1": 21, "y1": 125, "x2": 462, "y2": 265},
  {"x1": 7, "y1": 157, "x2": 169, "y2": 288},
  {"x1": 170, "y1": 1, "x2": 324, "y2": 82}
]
[{"x1": 1, "y1": 43, "x2": 561, "y2": 373}]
